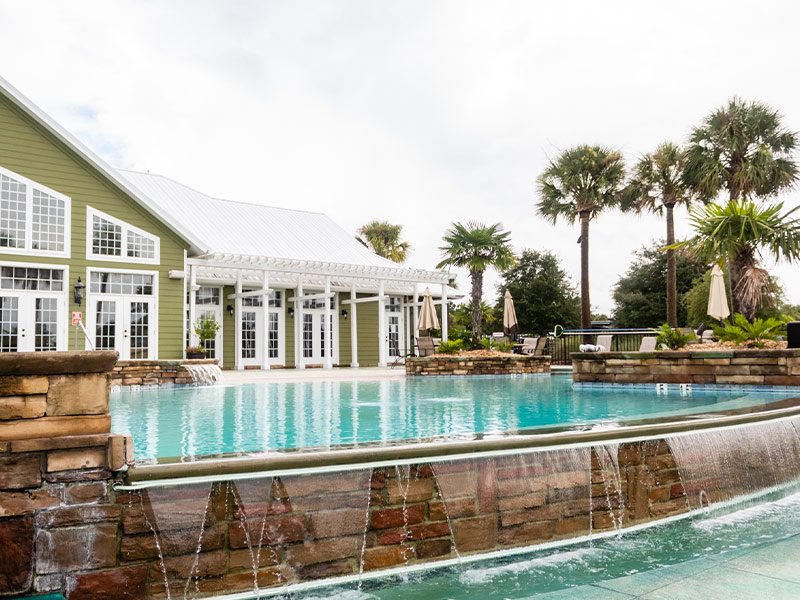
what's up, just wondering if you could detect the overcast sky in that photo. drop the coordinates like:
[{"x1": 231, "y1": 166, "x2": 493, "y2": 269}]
[{"x1": 1, "y1": 0, "x2": 799, "y2": 314}]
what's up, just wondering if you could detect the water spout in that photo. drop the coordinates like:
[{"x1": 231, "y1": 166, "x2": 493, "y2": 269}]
[{"x1": 185, "y1": 364, "x2": 224, "y2": 386}]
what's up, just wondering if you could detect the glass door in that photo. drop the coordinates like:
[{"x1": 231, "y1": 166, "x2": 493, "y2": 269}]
[
  {"x1": 0, "y1": 294, "x2": 63, "y2": 352},
  {"x1": 240, "y1": 307, "x2": 262, "y2": 367}
]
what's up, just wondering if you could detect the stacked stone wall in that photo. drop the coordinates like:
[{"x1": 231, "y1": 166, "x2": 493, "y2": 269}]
[
  {"x1": 572, "y1": 349, "x2": 800, "y2": 385},
  {"x1": 407, "y1": 355, "x2": 550, "y2": 376},
  {"x1": 111, "y1": 359, "x2": 218, "y2": 387}
]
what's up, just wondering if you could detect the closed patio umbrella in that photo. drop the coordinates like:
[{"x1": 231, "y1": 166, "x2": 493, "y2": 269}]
[
  {"x1": 708, "y1": 264, "x2": 730, "y2": 322},
  {"x1": 417, "y1": 288, "x2": 440, "y2": 331},
  {"x1": 503, "y1": 290, "x2": 518, "y2": 337}
]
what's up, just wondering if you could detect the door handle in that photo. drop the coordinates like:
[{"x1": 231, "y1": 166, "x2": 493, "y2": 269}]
[
  {"x1": 20, "y1": 328, "x2": 25, "y2": 337},
  {"x1": 123, "y1": 330, "x2": 128, "y2": 339}
]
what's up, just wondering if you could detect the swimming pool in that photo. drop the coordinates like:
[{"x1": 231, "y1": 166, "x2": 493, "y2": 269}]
[{"x1": 110, "y1": 375, "x2": 799, "y2": 460}]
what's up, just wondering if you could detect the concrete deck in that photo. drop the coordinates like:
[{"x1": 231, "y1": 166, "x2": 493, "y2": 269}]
[{"x1": 221, "y1": 366, "x2": 405, "y2": 385}]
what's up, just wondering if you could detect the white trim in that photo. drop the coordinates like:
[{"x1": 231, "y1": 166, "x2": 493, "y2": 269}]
[
  {"x1": 85, "y1": 206, "x2": 160, "y2": 265},
  {"x1": 0, "y1": 163, "x2": 71, "y2": 259},
  {"x1": 85, "y1": 265, "x2": 159, "y2": 360},
  {"x1": 181, "y1": 250, "x2": 187, "y2": 359}
]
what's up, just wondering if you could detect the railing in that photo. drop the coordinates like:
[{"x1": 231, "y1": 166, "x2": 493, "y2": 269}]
[{"x1": 545, "y1": 328, "x2": 654, "y2": 366}]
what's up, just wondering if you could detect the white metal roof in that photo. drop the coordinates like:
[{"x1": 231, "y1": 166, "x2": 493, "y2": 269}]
[{"x1": 119, "y1": 170, "x2": 451, "y2": 285}]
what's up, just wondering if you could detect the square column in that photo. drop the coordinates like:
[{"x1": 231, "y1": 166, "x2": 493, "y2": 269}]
[
  {"x1": 187, "y1": 264, "x2": 197, "y2": 349},
  {"x1": 350, "y1": 283, "x2": 358, "y2": 367},
  {"x1": 234, "y1": 273, "x2": 243, "y2": 370},
  {"x1": 261, "y1": 271, "x2": 270, "y2": 370},
  {"x1": 295, "y1": 280, "x2": 305, "y2": 369},
  {"x1": 441, "y1": 283, "x2": 449, "y2": 342},
  {"x1": 324, "y1": 276, "x2": 332, "y2": 369},
  {"x1": 378, "y1": 280, "x2": 386, "y2": 367}
]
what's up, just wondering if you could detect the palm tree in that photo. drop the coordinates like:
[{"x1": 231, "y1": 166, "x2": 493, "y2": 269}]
[
  {"x1": 684, "y1": 98, "x2": 798, "y2": 203},
  {"x1": 537, "y1": 145, "x2": 626, "y2": 331},
  {"x1": 356, "y1": 220, "x2": 411, "y2": 263},
  {"x1": 671, "y1": 200, "x2": 800, "y2": 320},
  {"x1": 437, "y1": 222, "x2": 516, "y2": 340},
  {"x1": 621, "y1": 142, "x2": 693, "y2": 327}
]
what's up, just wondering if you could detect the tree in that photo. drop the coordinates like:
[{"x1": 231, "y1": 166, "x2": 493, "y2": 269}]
[
  {"x1": 449, "y1": 302, "x2": 500, "y2": 341},
  {"x1": 437, "y1": 222, "x2": 516, "y2": 340},
  {"x1": 356, "y1": 220, "x2": 411, "y2": 263},
  {"x1": 672, "y1": 200, "x2": 800, "y2": 320},
  {"x1": 621, "y1": 142, "x2": 694, "y2": 327},
  {"x1": 684, "y1": 98, "x2": 798, "y2": 203},
  {"x1": 612, "y1": 243, "x2": 706, "y2": 328},
  {"x1": 496, "y1": 249, "x2": 580, "y2": 335},
  {"x1": 537, "y1": 145, "x2": 626, "y2": 331}
]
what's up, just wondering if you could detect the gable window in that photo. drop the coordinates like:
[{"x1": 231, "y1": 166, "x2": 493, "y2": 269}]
[
  {"x1": 0, "y1": 165, "x2": 70, "y2": 257},
  {"x1": 86, "y1": 207, "x2": 159, "y2": 264}
]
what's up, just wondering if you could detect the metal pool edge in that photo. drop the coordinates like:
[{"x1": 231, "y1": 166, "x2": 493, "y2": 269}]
[{"x1": 119, "y1": 403, "x2": 800, "y2": 489}]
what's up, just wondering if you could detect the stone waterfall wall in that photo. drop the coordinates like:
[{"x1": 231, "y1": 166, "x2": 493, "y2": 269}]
[
  {"x1": 407, "y1": 355, "x2": 551, "y2": 376},
  {"x1": 111, "y1": 359, "x2": 219, "y2": 388},
  {"x1": 0, "y1": 351, "x2": 134, "y2": 597}
]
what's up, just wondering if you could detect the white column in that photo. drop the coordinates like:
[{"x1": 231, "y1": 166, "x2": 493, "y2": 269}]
[
  {"x1": 296, "y1": 280, "x2": 305, "y2": 369},
  {"x1": 234, "y1": 272, "x2": 243, "y2": 370},
  {"x1": 378, "y1": 280, "x2": 386, "y2": 367},
  {"x1": 441, "y1": 283, "x2": 449, "y2": 342},
  {"x1": 188, "y1": 264, "x2": 197, "y2": 348},
  {"x1": 412, "y1": 283, "x2": 420, "y2": 351},
  {"x1": 261, "y1": 271, "x2": 270, "y2": 370},
  {"x1": 350, "y1": 283, "x2": 358, "y2": 368},
  {"x1": 324, "y1": 276, "x2": 332, "y2": 369},
  {"x1": 402, "y1": 298, "x2": 409, "y2": 356}
]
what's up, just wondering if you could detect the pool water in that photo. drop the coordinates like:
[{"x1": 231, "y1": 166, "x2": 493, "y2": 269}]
[
  {"x1": 111, "y1": 375, "x2": 797, "y2": 460},
  {"x1": 285, "y1": 489, "x2": 800, "y2": 599}
]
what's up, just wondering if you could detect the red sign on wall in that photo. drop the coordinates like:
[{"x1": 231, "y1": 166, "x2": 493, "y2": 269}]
[{"x1": 72, "y1": 312, "x2": 82, "y2": 326}]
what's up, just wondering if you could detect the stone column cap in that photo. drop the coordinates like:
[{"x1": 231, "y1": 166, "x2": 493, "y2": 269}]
[{"x1": 0, "y1": 351, "x2": 118, "y2": 376}]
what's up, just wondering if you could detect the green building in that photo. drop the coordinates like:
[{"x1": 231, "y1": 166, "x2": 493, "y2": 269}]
[{"x1": 0, "y1": 77, "x2": 452, "y2": 369}]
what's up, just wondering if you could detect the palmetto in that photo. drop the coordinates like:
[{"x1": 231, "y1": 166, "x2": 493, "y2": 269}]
[
  {"x1": 672, "y1": 200, "x2": 800, "y2": 320},
  {"x1": 356, "y1": 220, "x2": 411, "y2": 263},
  {"x1": 621, "y1": 142, "x2": 693, "y2": 327},
  {"x1": 537, "y1": 145, "x2": 626, "y2": 331},
  {"x1": 437, "y1": 222, "x2": 516, "y2": 341}
]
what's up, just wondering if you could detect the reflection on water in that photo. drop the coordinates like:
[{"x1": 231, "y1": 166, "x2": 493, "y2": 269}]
[{"x1": 110, "y1": 375, "x2": 789, "y2": 460}]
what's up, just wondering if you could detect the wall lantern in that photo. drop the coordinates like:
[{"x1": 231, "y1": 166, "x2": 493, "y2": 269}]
[
  {"x1": 288, "y1": 307, "x2": 295, "y2": 318},
  {"x1": 227, "y1": 304, "x2": 234, "y2": 317},
  {"x1": 341, "y1": 309, "x2": 348, "y2": 320},
  {"x1": 73, "y1": 277, "x2": 85, "y2": 306}
]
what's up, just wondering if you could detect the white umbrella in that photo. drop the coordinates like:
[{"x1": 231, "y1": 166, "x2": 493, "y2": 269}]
[
  {"x1": 708, "y1": 264, "x2": 730, "y2": 321},
  {"x1": 417, "y1": 288, "x2": 440, "y2": 331},
  {"x1": 503, "y1": 290, "x2": 518, "y2": 336}
]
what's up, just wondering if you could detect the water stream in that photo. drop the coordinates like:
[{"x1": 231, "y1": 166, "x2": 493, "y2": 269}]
[{"x1": 184, "y1": 364, "x2": 224, "y2": 385}]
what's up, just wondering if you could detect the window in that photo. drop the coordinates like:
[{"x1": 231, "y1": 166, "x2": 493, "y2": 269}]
[
  {"x1": 268, "y1": 312, "x2": 278, "y2": 358},
  {"x1": 303, "y1": 296, "x2": 335, "y2": 309},
  {"x1": 242, "y1": 289, "x2": 281, "y2": 307},
  {"x1": 268, "y1": 290, "x2": 282, "y2": 308},
  {"x1": 0, "y1": 166, "x2": 70, "y2": 257},
  {"x1": 241, "y1": 311, "x2": 256, "y2": 358},
  {"x1": 0, "y1": 267, "x2": 64, "y2": 291},
  {"x1": 386, "y1": 297, "x2": 401, "y2": 312},
  {"x1": 86, "y1": 207, "x2": 159, "y2": 264},
  {"x1": 196, "y1": 287, "x2": 220, "y2": 305},
  {"x1": 90, "y1": 271, "x2": 154, "y2": 295}
]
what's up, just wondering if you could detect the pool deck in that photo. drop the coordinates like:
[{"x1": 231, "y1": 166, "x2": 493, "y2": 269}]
[
  {"x1": 221, "y1": 366, "x2": 405, "y2": 385},
  {"x1": 538, "y1": 532, "x2": 800, "y2": 599}
]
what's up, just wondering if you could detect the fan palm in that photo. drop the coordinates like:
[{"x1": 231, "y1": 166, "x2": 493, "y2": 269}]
[
  {"x1": 671, "y1": 200, "x2": 800, "y2": 320},
  {"x1": 621, "y1": 142, "x2": 693, "y2": 327},
  {"x1": 437, "y1": 222, "x2": 516, "y2": 340},
  {"x1": 356, "y1": 220, "x2": 411, "y2": 263},
  {"x1": 537, "y1": 145, "x2": 626, "y2": 330},
  {"x1": 684, "y1": 97, "x2": 798, "y2": 202}
]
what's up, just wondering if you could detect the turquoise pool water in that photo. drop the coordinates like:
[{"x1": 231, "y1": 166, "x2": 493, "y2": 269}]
[
  {"x1": 110, "y1": 375, "x2": 797, "y2": 460},
  {"x1": 286, "y1": 489, "x2": 800, "y2": 599}
]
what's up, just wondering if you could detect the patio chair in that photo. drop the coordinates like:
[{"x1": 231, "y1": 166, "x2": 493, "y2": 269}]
[
  {"x1": 417, "y1": 336, "x2": 436, "y2": 357},
  {"x1": 638, "y1": 336, "x2": 657, "y2": 352},
  {"x1": 389, "y1": 338, "x2": 415, "y2": 368},
  {"x1": 701, "y1": 330, "x2": 715, "y2": 344},
  {"x1": 519, "y1": 337, "x2": 539, "y2": 355},
  {"x1": 595, "y1": 334, "x2": 613, "y2": 352}
]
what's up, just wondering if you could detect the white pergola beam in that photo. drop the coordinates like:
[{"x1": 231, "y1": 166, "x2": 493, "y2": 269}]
[{"x1": 341, "y1": 295, "x2": 387, "y2": 305}]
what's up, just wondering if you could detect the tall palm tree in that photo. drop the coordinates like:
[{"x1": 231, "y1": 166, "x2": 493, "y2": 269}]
[
  {"x1": 437, "y1": 222, "x2": 516, "y2": 340},
  {"x1": 537, "y1": 145, "x2": 626, "y2": 331},
  {"x1": 671, "y1": 200, "x2": 800, "y2": 320},
  {"x1": 621, "y1": 142, "x2": 693, "y2": 327},
  {"x1": 684, "y1": 98, "x2": 798, "y2": 203},
  {"x1": 683, "y1": 98, "x2": 799, "y2": 314},
  {"x1": 356, "y1": 220, "x2": 411, "y2": 263}
]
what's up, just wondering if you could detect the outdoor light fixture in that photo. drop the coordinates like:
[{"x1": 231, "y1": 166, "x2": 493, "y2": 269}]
[
  {"x1": 227, "y1": 304, "x2": 234, "y2": 317},
  {"x1": 288, "y1": 307, "x2": 295, "y2": 318},
  {"x1": 73, "y1": 277, "x2": 85, "y2": 306},
  {"x1": 341, "y1": 309, "x2": 348, "y2": 320}
]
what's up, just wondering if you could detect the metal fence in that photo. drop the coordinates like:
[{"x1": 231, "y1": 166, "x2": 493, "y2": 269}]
[{"x1": 545, "y1": 328, "x2": 655, "y2": 366}]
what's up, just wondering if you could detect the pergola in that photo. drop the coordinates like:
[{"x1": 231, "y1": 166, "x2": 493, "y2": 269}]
[{"x1": 186, "y1": 253, "x2": 454, "y2": 370}]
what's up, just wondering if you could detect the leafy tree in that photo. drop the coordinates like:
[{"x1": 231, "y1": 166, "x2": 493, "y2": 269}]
[
  {"x1": 537, "y1": 145, "x2": 626, "y2": 330},
  {"x1": 356, "y1": 220, "x2": 411, "y2": 263},
  {"x1": 437, "y1": 222, "x2": 516, "y2": 340},
  {"x1": 496, "y1": 249, "x2": 580, "y2": 335},
  {"x1": 612, "y1": 243, "x2": 706, "y2": 328},
  {"x1": 621, "y1": 142, "x2": 694, "y2": 326},
  {"x1": 673, "y1": 200, "x2": 800, "y2": 320}
]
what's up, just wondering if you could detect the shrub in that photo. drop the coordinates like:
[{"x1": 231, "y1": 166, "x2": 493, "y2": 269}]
[
  {"x1": 194, "y1": 316, "x2": 220, "y2": 344},
  {"x1": 713, "y1": 314, "x2": 782, "y2": 348},
  {"x1": 652, "y1": 324, "x2": 695, "y2": 350},
  {"x1": 436, "y1": 340, "x2": 464, "y2": 354}
]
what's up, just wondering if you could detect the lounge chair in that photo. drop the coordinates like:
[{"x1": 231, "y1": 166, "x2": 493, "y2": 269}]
[
  {"x1": 519, "y1": 337, "x2": 539, "y2": 355},
  {"x1": 701, "y1": 330, "x2": 715, "y2": 344},
  {"x1": 596, "y1": 334, "x2": 613, "y2": 352},
  {"x1": 417, "y1": 336, "x2": 436, "y2": 357},
  {"x1": 390, "y1": 338, "x2": 415, "y2": 368},
  {"x1": 638, "y1": 336, "x2": 657, "y2": 352}
]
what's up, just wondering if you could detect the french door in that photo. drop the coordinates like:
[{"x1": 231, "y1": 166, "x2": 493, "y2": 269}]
[
  {"x1": 385, "y1": 297, "x2": 403, "y2": 360},
  {"x1": 93, "y1": 297, "x2": 155, "y2": 359},
  {"x1": 0, "y1": 293, "x2": 65, "y2": 352},
  {"x1": 239, "y1": 306, "x2": 284, "y2": 367},
  {"x1": 301, "y1": 311, "x2": 335, "y2": 365}
]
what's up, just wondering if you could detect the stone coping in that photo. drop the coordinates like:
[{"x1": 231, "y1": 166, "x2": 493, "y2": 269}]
[
  {"x1": 0, "y1": 350, "x2": 119, "y2": 376},
  {"x1": 124, "y1": 399, "x2": 800, "y2": 484},
  {"x1": 115, "y1": 358, "x2": 218, "y2": 367},
  {"x1": 572, "y1": 349, "x2": 800, "y2": 360}
]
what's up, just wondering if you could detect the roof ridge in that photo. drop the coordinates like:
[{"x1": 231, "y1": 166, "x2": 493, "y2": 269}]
[{"x1": 118, "y1": 169, "x2": 328, "y2": 216}]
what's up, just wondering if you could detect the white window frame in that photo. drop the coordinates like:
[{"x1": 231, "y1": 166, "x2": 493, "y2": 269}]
[
  {"x1": 85, "y1": 266, "x2": 159, "y2": 360},
  {"x1": 85, "y1": 206, "x2": 160, "y2": 265},
  {"x1": 0, "y1": 164, "x2": 71, "y2": 258}
]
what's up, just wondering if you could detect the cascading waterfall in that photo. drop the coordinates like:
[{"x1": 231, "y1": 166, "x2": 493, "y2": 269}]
[{"x1": 185, "y1": 364, "x2": 224, "y2": 385}]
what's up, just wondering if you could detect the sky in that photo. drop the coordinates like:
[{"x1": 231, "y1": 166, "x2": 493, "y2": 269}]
[{"x1": 1, "y1": 0, "x2": 799, "y2": 314}]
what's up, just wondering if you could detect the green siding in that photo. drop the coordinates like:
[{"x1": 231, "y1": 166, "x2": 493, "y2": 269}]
[
  {"x1": 337, "y1": 292, "x2": 351, "y2": 366},
  {"x1": 355, "y1": 296, "x2": 380, "y2": 366},
  {"x1": 0, "y1": 96, "x2": 189, "y2": 358},
  {"x1": 284, "y1": 292, "x2": 295, "y2": 367},
  {"x1": 221, "y1": 285, "x2": 236, "y2": 369}
]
